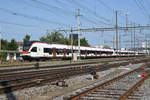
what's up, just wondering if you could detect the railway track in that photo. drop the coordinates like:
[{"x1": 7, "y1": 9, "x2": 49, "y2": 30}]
[
  {"x1": 0, "y1": 58, "x2": 149, "y2": 95},
  {"x1": 67, "y1": 63, "x2": 150, "y2": 100},
  {"x1": 0, "y1": 57, "x2": 144, "y2": 73},
  {"x1": 0, "y1": 57, "x2": 148, "y2": 81}
]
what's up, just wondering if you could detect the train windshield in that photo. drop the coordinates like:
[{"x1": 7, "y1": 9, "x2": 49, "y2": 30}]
[{"x1": 23, "y1": 42, "x2": 32, "y2": 51}]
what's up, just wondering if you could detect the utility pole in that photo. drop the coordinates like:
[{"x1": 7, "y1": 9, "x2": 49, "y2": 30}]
[
  {"x1": 113, "y1": 35, "x2": 116, "y2": 49},
  {"x1": 134, "y1": 23, "x2": 136, "y2": 55},
  {"x1": 77, "y1": 8, "x2": 81, "y2": 60},
  {"x1": 0, "y1": 26, "x2": 1, "y2": 51},
  {"x1": 115, "y1": 11, "x2": 118, "y2": 55},
  {"x1": 70, "y1": 27, "x2": 73, "y2": 61},
  {"x1": 146, "y1": 35, "x2": 148, "y2": 54},
  {"x1": 119, "y1": 34, "x2": 121, "y2": 50},
  {"x1": 126, "y1": 13, "x2": 128, "y2": 29},
  {"x1": 0, "y1": 32, "x2": 2, "y2": 51},
  {"x1": 131, "y1": 22, "x2": 133, "y2": 50}
]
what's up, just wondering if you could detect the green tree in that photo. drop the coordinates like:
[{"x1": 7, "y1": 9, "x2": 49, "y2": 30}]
[
  {"x1": 23, "y1": 34, "x2": 30, "y2": 44},
  {"x1": 73, "y1": 38, "x2": 90, "y2": 46},
  {"x1": 63, "y1": 38, "x2": 70, "y2": 45},
  {"x1": 40, "y1": 30, "x2": 90, "y2": 46},
  {"x1": 1, "y1": 39, "x2": 9, "y2": 50},
  {"x1": 40, "y1": 30, "x2": 64, "y2": 44},
  {"x1": 103, "y1": 45, "x2": 110, "y2": 49},
  {"x1": 8, "y1": 39, "x2": 18, "y2": 50},
  {"x1": 80, "y1": 38, "x2": 90, "y2": 46},
  {"x1": 0, "y1": 52, "x2": 5, "y2": 61}
]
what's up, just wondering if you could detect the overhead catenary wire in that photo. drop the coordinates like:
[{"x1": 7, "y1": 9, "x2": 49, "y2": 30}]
[
  {"x1": 66, "y1": 0, "x2": 112, "y2": 23},
  {"x1": 45, "y1": 0, "x2": 104, "y2": 26},
  {"x1": 137, "y1": 0, "x2": 150, "y2": 15},
  {"x1": 97, "y1": 0, "x2": 114, "y2": 12},
  {"x1": 30, "y1": 0, "x2": 75, "y2": 16},
  {"x1": 96, "y1": 0, "x2": 126, "y2": 27},
  {"x1": 0, "y1": 7, "x2": 70, "y2": 26},
  {"x1": 82, "y1": 16, "x2": 114, "y2": 26},
  {"x1": 12, "y1": 0, "x2": 115, "y2": 27},
  {"x1": 143, "y1": 0, "x2": 150, "y2": 10},
  {"x1": 134, "y1": 0, "x2": 149, "y2": 19},
  {"x1": 0, "y1": 20, "x2": 51, "y2": 30},
  {"x1": 54, "y1": 0, "x2": 103, "y2": 26},
  {"x1": 9, "y1": 0, "x2": 77, "y2": 26}
]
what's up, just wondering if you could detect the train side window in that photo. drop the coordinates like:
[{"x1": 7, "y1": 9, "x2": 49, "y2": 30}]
[
  {"x1": 56, "y1": 49, "x2": 63, "y2": 55},
  {"x1": 81, "y1": 50, "x2": 85, "y2": 54},
  {"x1": 66, "y1": 49, "x2": 71, "y2": 55},
  {"x1": 73, "y1": 50, "x2": 78, "y2": 53},
  {"x1": 49, "y1": 49, "x2": 53, "y2": 54},
  {"x1": 44, "y1": 48, "x2": 52, "y2": 54},
  {"x1": 31, "y1": 47, "x2": 37, "y2": 52},
  {"x1": 44, "y1": 48, "x2": 49, "y2": 53},
  {"x1": 87, "y1": 50, "x2": 90, "y2": 54}
]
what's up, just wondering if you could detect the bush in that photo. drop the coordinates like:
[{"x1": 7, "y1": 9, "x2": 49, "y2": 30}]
[{"x1": 0, "y1": 52, "x2": 6, "y2": 61}]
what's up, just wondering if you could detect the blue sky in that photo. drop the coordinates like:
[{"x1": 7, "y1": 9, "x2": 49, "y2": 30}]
[{"x1": 0, "y1": 0, "x2": 150, "y2": 48}]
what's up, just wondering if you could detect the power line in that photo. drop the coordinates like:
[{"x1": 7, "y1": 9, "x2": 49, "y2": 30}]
[
  {"x1": 97, "y1": 0, "x2": 114, "y2": 12},
  {"x1": 0, "y1": 20, "x2": 50, "y2": 29},
  {"x1": 10, "y1": 0, "x2": 76, "y2": 25},
  {"x1": 67, "y1": 0, "x2": 111, "y2": 23},
  {"x1": 30, "y1": 0, "x2": 75, "y2": 16},
  {"x1": 42, "y1": 0, "x2": 114, "y2": 26},
  {"x1": 97, "y1": 0, "x2": 125, "y2": 19},
  {"x1": 134, "y1": 0, "x2": 149, "y2": 19},
  {"x1": 10, "y1": 0, "x2": 53, "y2": 14},
  {"x1": 53, "y1": 0, "x2": 114, "y2": 26},
  {"x1": 0, "y1": 7, "x2": 70, "y2": 26},
  {"x1": 82, "y1": 16, "x2": 114, "y2": 26},
  {"x1": 137, "y1": 0, "x2": 149, "y2": 15},
  {"x1": 54, "y1": 0, "x2": 103, "y2": 26},
  {"x1": 30, "y1": 0, "x2": 115, "y2": 26},
  {"x1": 143, "y1": 0, "x2": 150, "y2": 10}
]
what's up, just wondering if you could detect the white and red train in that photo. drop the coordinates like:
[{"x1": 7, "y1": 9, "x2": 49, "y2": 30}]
[{"x1": 22, "y1": 41, "x2": 145, "y2": 61}]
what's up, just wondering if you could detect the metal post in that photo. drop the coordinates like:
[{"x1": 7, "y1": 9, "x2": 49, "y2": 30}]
[
  {"x1": 119, "y1": 34, "x2": 121, "y2": 50},
  {"x1": 0, "y1": 32, "x2": 2, "y2": 51},
  {"x1": 126, "y1": 13, "x2": 128, "y2": 29},
  {"x1": 134, "y1": 23, "x2": 136, "y2": 55},
  {"x1": 77, "y1": 9, "x2": 81, "y2": 60},
  {"x1": 131, "y1": 22, "x2": 133, "y2": 50},
  {"x1": 115, "y1": 11, "x2": 118, "y2": 55},
  {"x1": 137, "y1": 39, "x2": 139, "y2": 53},
  {"x1": 113, "y1": 35, "x2": 115, "y2": 49},
  {"x1": 70, "y1": 27, "x2": 73, "y2": 61},
  {"x1": 0, "y1": 26, "x2": 1, "y2": 51},
  {"x1": 146, "y1": 37, "x2": 147, "y2": 54}
]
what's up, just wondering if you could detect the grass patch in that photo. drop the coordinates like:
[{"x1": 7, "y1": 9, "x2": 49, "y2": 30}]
[
  {"x1": 102, "y1": 61, "x2": 109, "y2": 64},
  {"x1": 41, "y1": 89, "x2": 48, "y2": 95}
]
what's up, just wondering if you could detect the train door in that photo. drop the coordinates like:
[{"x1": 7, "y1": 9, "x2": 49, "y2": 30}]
[
  {"x1": 64, "y1": 49, "x2": 66, "y2": 57},
  {"x1": 99, "y1": 51, "x2": 101, "y2": 56},
  {"x1": 53, "y1": 48, "x2": 56, "y2": 57},
  {"x1": 85, "y1": 50, "x2": 87, "y2": 57},
  {"x1": 30, "y1": 47, "x2": 37, "y2": 58},
  {"x1": 95, "y1": 51, "x2": 97, "y2": 56},
  {"x1": 37, "y1": 47, "x2": 43, "y2": 57}
]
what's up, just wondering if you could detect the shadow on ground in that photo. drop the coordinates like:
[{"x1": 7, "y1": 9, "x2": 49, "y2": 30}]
[{"x1": 0, "y1": 81, "x2": 17, "y2": 100}]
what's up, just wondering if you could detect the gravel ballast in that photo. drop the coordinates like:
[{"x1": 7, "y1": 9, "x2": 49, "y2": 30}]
[{"x1": 0, "y1": 63, "x2": 148, "y2": 100}]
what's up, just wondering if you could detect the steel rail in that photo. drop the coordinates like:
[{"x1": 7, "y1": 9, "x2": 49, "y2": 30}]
[
  {"x1": 0, "y1": 56, "x2": 143, "y2": 69},
  {"x1": 0, "y1": 58, "x2": 146, "y2": 81},
  {"x1": 68, "y1": 64, "x2": 146, "y2": 100},
  {"x1": 118, "y1": 73, "x2": 150, "y2": 100}
]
